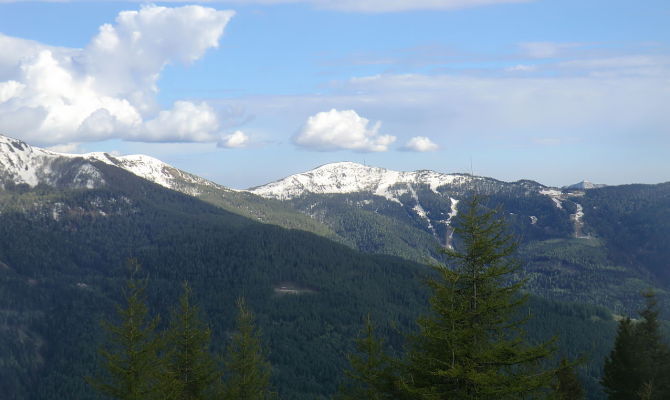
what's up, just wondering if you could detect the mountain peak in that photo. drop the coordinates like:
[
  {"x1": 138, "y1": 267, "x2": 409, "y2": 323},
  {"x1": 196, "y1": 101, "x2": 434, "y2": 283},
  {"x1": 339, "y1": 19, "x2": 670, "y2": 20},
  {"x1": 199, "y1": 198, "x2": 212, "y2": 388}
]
[
  {"x1": 564, "y1": 180, "x2": 606, "y2": 190},
  {"x1": 249, "y1": 162, "x2": 475, "y2": 201},
  {"x1": 0, "y1": 134, "x2": 223, "y2": 195}
]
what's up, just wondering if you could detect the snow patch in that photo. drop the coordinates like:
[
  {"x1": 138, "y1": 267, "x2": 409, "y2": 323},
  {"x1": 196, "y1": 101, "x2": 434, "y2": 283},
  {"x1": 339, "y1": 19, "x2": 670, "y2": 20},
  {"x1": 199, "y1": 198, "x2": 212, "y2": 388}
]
[
  {"x1": 443, "y1": 197, "x2": 459, "y2": 249},
  {"x1": 407, "y1": 184, "x2": 435, "y2": 235},
  {"x1": 570, "y1": 203, "x2": 590, "y2": 239}
]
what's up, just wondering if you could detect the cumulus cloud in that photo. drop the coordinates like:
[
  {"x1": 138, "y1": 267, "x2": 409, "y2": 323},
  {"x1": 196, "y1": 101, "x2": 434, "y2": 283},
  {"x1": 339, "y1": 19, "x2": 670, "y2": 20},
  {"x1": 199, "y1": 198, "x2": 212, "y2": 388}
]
[
  {"x1": 0, "y1": 5, "x2": 234, "y2": 145},
  {"x1": 294, "y1": 109, "x2": 396, "y2": 152},
  {"x1": 402, "y1": 136, "x2": 439, "y2": 152},
  {"x1": 218, "y1": 130, "x2": 250, "y2": 148}
]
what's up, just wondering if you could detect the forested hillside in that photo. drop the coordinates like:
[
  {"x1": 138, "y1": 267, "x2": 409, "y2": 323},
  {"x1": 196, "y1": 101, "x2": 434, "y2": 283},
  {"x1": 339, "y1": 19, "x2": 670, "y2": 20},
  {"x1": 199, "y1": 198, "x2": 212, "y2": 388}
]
[{"x1": 0, "y1": 163, "x2": 625, "y2": 399}]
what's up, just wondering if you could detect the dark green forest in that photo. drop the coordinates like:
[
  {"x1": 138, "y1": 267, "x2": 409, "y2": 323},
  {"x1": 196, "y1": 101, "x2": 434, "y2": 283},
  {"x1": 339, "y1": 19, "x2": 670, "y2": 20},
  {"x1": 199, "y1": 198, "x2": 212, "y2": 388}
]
[{"x1": 0, "y1": 164, "x2": 667, "y2": 399}]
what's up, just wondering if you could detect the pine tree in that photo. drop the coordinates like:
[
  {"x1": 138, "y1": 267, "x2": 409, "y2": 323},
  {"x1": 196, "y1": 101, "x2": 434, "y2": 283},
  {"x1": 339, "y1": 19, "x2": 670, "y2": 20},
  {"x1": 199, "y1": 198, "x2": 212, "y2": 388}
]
[
  {"x1": 602, "y1": 291, "x2": 670, "y2": 400},
  {"x1": 87, "y1": 260, "x2": 164, "y2": 400},
  {"x1": 164, "y1": 282, "x2": 221, "y2": 400},
  {"x1": 338, "y1": 315, "x2": 403, "y2": 400},
  {"x1": 221, "y1": 298, "x2": 273, "y2": 400},
  {"x1": 553, "y1": 358, "x2": 584, "y2": 400},
  {"x1": 400, "y1": 196, "x2": 557, "y2": 399},
  {"x1": 601, "y1": 318, "x2": 640, "y2": 400},
  {"x1": 635, "y1": 291, "x2": 670, "y2": 399}
]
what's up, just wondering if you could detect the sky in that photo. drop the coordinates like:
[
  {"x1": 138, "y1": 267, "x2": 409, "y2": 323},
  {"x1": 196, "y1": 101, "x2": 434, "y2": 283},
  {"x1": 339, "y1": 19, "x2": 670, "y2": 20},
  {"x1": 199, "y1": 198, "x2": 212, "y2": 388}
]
[{"x1": 0, "y1": 0, "x2": 668, "y2": 189}]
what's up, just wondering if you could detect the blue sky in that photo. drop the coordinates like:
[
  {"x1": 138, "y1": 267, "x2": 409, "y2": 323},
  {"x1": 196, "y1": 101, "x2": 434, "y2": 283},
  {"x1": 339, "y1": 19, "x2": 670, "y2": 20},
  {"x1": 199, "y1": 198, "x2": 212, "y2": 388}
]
[{"x1": 0, "y1": 0, "x2": 668, "y2": 188}]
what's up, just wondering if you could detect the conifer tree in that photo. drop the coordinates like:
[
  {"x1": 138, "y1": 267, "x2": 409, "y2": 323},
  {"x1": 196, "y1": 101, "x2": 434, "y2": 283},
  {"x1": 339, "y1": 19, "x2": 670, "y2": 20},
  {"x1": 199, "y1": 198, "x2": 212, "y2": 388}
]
[
  {"x1": 601, "y1": 317, "x2": 640, "y2": 400},
  {"x1": 164, "y1": 282, "x2": 221, "y2": 400},
  {"x1": 338, "y1": 315, "x2": 403, "y2": 400},
  {"x1": 400, "y1": 196, "x2": 557, "y2": 399},
  {"x1": 221, "y1": 298, "x2": 273, "y2": 400},
  {"x1": 87, "y1": 260, "x2": 164, "y2": 400},
  {"x1": 602, "y1": 291, "x2": 670, "y2": 400},
  {"x1": 553, "y1": 358, "x2": 584, "y2": 400}
]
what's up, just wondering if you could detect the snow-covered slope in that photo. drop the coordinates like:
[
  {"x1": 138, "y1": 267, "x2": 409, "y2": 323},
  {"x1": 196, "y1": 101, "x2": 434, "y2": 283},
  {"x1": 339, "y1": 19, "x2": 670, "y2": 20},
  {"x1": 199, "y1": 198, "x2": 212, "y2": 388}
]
[
  {"x1": 111, "y1": 154, "x2": 223, "y2": 196},
  {"x1": 249, "y1": 162, "x2": 478, "y2": 202},
  {"x1": 249, "y1": 162, "x2": 597, "y2": 245},
  {"x1": 0, "y1": 135, "x2": 110, "y2": 189},
  {"x1": 0, "y1": 134, "x2": 223, "y2": 195},
  {"x1": 564, "y1": 180, "x2": 606, "y2": 190}
]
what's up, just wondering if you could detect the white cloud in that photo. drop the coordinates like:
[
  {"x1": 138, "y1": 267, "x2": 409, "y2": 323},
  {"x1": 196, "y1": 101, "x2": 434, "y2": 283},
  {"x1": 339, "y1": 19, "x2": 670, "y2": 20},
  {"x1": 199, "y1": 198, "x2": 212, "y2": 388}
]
[
  {"x1": 46, "y1": 142, "x2": 82, "y2": 154},
  {"x1": 219, "y1": 130, "x2": 250, "y2": 148},
  {"x1": 339, "y1": 72, "x2": 670, "y2": 140},
  {"x1": 402, "y1": 136, "x2": 439, "y2": 152},
  {"x1": 142, "y1": 101, "x2": 220, "y2": 142},
  {"x1": 224, "y1": 52, "x2": 670, "y2": 150},
  {"x1": 294, "y1": 109, "x2": 396, "y2": 152},
  {"x1": 0, "y1": 5, "x2": 234, "y2": 145}
]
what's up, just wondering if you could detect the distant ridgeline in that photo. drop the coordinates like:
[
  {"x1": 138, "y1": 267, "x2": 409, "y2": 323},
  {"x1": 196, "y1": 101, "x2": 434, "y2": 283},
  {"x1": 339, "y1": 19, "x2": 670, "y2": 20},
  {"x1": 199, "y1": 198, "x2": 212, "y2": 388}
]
[{"x1": 0, "y1": 134, "x2": 668, "y2": 399}]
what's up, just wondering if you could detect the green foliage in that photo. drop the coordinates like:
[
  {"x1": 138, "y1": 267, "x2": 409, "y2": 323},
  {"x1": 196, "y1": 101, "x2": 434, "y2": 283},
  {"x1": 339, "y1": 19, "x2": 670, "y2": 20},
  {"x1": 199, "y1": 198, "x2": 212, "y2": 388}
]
[
  {"x1": 338, "y1": 316, "x2": 399, "y2": 400},
  {"x1": 399, "y1": 196, "x2": 557, "y2": 399},
  {"x1": 581, "y1": 183, "x2": 670, "y2": 286},
  {"x1": 87, "y1": 260, "x2": 164, "y2": 400},
  {"x1": 602, "y1": 291, "x2": 670, "y2": 400},
  {"x1": 0, "y1": 168, "x2": 665, "y2": 399},
  {"x1": 221, "y1": 298, "x2": 273, "y2": 400},
  {"x1": 164, "y1": 282, "x2": 221, "y2": 400},
  {"x1": 553, "y1": 358, "x2": 584, "y2": 400},
  {"x1": 341, "y1": 197, "x2": 563, "y2": 399}
]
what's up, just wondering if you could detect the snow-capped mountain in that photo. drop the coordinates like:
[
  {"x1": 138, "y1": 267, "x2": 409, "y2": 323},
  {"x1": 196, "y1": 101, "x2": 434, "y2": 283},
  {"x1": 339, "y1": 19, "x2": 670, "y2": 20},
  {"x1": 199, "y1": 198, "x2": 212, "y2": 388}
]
[
  {"x1": 248, "y1": 162, "x2": 595, "y2": 253},
  {"x1": 564, "y1": 180, "x2": 607, "y2": 190},
  {"x1": 0, "y1": 134, "x2": 224, "y2": 195},
  {"x1": 249, "y1": 161, "x2": 545, "y2": 202}
]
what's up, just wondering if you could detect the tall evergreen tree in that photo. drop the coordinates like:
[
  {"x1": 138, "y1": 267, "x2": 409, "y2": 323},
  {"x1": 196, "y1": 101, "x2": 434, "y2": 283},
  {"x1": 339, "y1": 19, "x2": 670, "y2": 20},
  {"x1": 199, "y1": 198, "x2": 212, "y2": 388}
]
[
  {"x1": 602, "y1": 291, "x2": 670, "y2": 400},
  {"x1": 338, "y1": 315, "x2": 402, "y2": 400},
  {"x1": 87, "y1": 260, "x2": 164, "y2": 400},
  {"x1": 399, "y1": 196, "x2": 557, "y2": 399},
  {"x1": 221, "y1": 298, "x2": 273, "y2": 400},
  {"x1": 553, "y1": 358, "x2": 584, "y2": 400},
  {"x1": 164, "y1": 282, "x2": 221, "y2": 400}
]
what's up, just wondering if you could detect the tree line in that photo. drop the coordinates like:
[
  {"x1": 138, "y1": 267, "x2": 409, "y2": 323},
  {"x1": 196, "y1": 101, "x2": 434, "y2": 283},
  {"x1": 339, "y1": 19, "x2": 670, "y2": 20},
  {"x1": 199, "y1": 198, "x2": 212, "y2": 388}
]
[
  {"x1": 89, "y1": 197, "x2": 669, "y2": 399},
  {"x1": 87, "y1": 259, "x2": 273, "y2": 400}
]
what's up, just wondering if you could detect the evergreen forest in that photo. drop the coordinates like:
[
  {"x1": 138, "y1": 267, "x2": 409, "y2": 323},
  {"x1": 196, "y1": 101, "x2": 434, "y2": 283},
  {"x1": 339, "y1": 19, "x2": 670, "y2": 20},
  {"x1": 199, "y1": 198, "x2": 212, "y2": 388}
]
[{"x1": 0, "y1": 165, "x2": 668, "y2": 399}]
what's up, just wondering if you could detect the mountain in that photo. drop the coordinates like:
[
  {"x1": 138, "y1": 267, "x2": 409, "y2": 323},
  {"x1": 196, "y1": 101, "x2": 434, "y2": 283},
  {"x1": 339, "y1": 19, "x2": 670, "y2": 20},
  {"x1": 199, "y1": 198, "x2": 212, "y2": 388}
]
[
  {"x1": 565, "y1": 180, "x2": 607, "y2": 190},
  {"x1": 249, "y1": 162, "x2": 670, "y2": 315},
  {"x1": 0, "y1": 150, "x2": 433, "y2": 399},
  {"x1": 0, "y1": 134, "x2": 340, "y2": 240},
  {"x1": 3, "y1": 135, "x2": 667, "y2": 314},
  {"x1": 0, "y1": 134, "x2": 664, "y2": 399},
  {"x1": 0, "y1": 134, "x2": 217, "y2": 194},
  {"x1": 248, "y1": 161, "x2": 587, "y2": 259}
]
